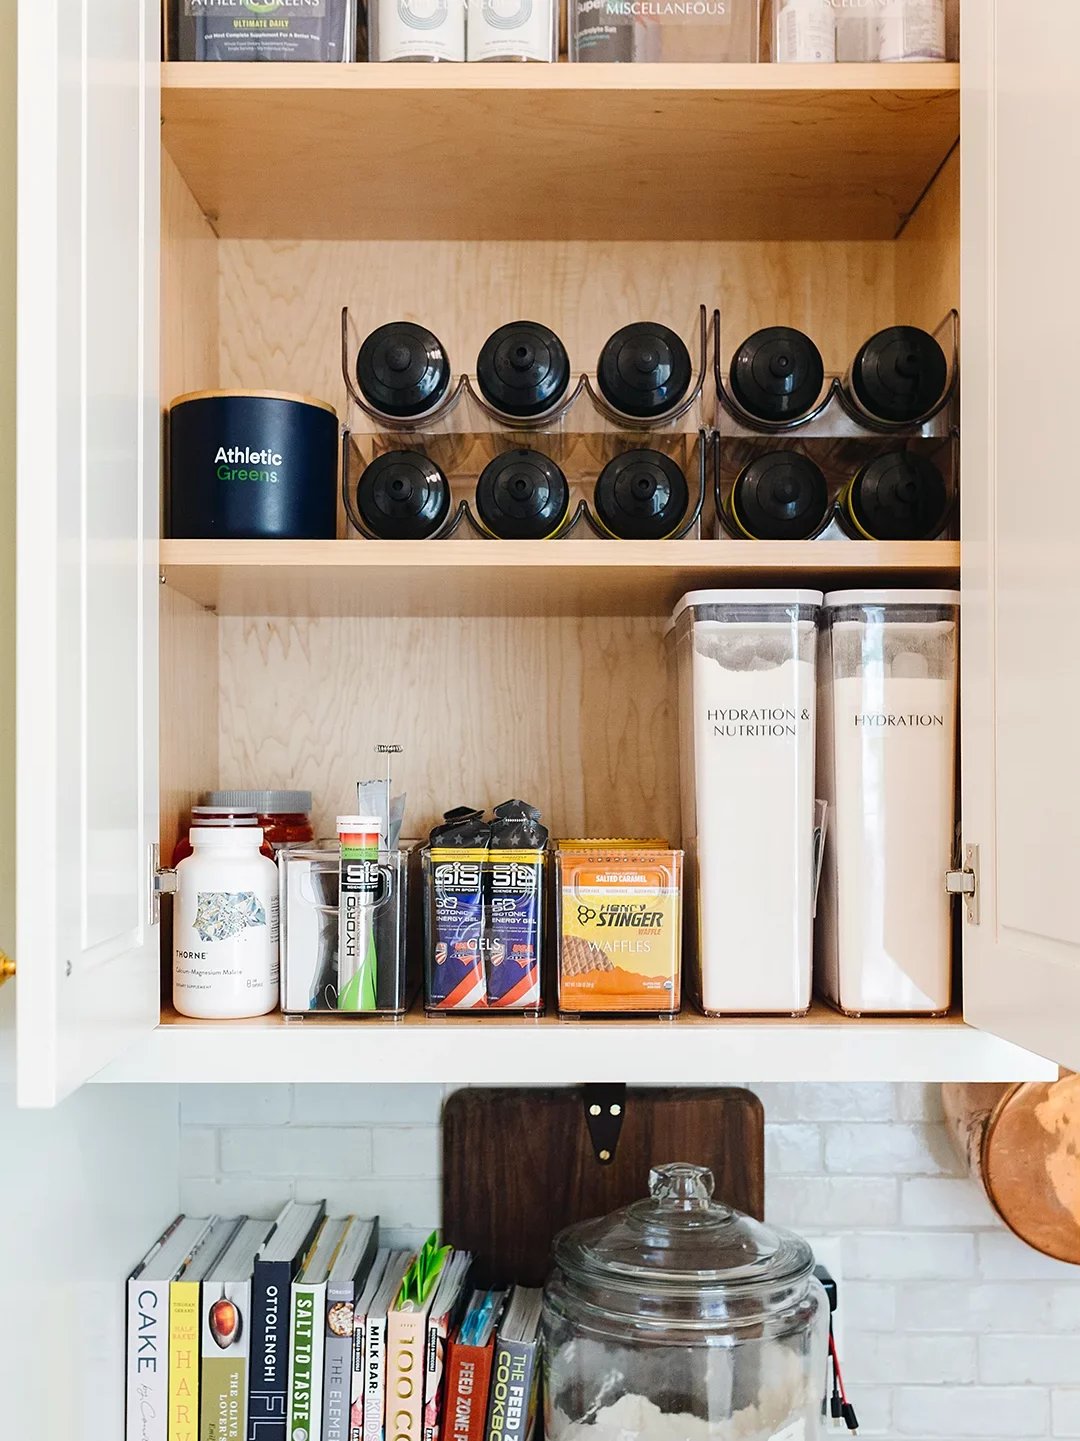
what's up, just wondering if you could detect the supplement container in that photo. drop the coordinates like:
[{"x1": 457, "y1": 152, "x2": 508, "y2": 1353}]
[
  {"x1": 674, "y1": 589, "x2": 821, "y2": 1015},
  {"x1": 878, "y1": 0, "x2": 946, "y2": 61},
  {"x1": 543, "y1": 1162, "x2": 828, "y2": 1441},
  {"x1": 169, "y1": 0, "x2": 356, "y2": 60},
  {"x1": 370, "y1": 0, "x2": 466, "y2": 59},
  {"x1": 570, "y1": 0, "x2": 759, "y2": 61},
  {"x1": 280, "y1": 843, "x2": 412, "y2": 1015},
  {"x1": 168, "y1": 391, "x2": 338, "y2": 540},
  {"x1": 816, "y1": 589, "x2": 959, "y2": 1015},
  {"x1": 772, "y1": 0, "x2": 835, "y2": 62},
  {"x1": 171, "y1": 805, "x2": 271, "y2": 867},
  {"x1": 205, "y1": 789, "x2": 314, "y2": 851},
  {"x1": 556, "y1": 841, "x2": 682, "y2": 1015},
  {"x1": 467, "y1": 0, "x2": 557, "y2": 60},
  {"x1": 173, "y1": 827, "x2": 280, "y2": 1020}
]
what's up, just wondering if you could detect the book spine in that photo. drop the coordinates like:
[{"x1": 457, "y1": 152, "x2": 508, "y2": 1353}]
[
  {"x1": 349, "y1": 1310, "x2": 367, "y2": 1441},
  {"x1": 201, "y1": 1281, "x2": 253, "y2": 1441},
  {"x1": 248, "y1": 1259, "x2": 292, "y2": 1441},
  {"x1": 385, "y1": 1311, "x2": 427, "y2": 1441},
  {"x1": 361, "y1": 1310, "x2": 388, "y2": 1441},
  {"x1": 439, "y1": 1341, "x2": 493, "y2": 1441},
  {"x1": 421, "y1": 1314, "x2": 450, "y2": 1441},
  {"x1": 483, "y1": 1340, "x2": 538, "y2": 1441},
  {"x1": 169, "y1": 1280, "x2": 202, "y2": 1441},
  {"x1": 287, "y1": 1283, "x2": 326, "y2": 1441},
  {"x1": 322, "y1": 1282, "x2": 355, "y2": 1441},
  {"x1": 128, "y1": 1274, "x2": 171, "y2": 1441}
]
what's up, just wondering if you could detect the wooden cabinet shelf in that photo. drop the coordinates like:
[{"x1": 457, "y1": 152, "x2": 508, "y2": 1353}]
[
  {"x1": 160, "y1": 538, "x2": 960, "y2": 618},
  {"x1": 91, "y1": 1002, "x2": 1054, "y2": 1084},
  {"x1": 161, "y1": 62, "x2": 959, "y2": 242}
]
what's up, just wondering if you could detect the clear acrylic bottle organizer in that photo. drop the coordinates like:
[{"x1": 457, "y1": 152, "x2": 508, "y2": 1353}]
[
  {"x1": 711, "y1": 309, "x2": 959, "y2": 542},
  {"x1": 422, "y1": 844, "x2": 546, "y2": 1014},
  {"x1": 340, "y1": 305, "x2": 711, "y2": 541},
  {"x1": 279, "y1": 843, "x2": 416, "y2": 1017}
]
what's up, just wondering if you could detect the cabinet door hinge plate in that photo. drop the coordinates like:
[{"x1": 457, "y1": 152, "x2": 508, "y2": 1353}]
[
  {"x1": 946, "y1": 843, "x2": 980, "y2": 925},
  {"x1": 148, "y1": 843, "x2": 177, "y2": 927}
]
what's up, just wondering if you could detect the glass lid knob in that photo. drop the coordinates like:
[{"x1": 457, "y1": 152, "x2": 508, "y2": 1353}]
[{"x1": 648, "y1": 1162, "x2": 715, "y2": 1210}]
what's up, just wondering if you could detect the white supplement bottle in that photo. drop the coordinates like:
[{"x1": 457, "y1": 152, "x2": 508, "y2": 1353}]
[
  {"x1": 372, "y1": 0, "x2": 466, "y2": 61},
  {"x1": 774, "y1": 0, "x2": 836, "y2": 63},
  {"x1": 674, "y1": 589, "x2": 822, "y2": 1016},
  {"x1": 878, "y1": 0, "x2": 945, "y2": 60},
  {"x1": 816, "y1": 590, "x2": 959, "y2": 1014},
  {"x1": 468, "y1": 0, "x2": 556, "y2": 61},
  {"x1": 173, "y1": 826, "x2": 280, "y2": 1019}
]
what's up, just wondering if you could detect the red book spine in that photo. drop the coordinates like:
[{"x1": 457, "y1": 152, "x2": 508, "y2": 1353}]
[{"x1": 439, "y1": 1337, "x2": 495, "y2": 1441}]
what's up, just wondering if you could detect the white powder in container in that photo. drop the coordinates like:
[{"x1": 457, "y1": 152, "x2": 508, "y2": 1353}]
[{"x1": 675, "y1": 592, "x2": 821, "y2": 1015}]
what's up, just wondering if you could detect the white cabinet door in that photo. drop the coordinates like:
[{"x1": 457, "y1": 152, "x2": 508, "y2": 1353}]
[
  {"x1": 16, "y1": 0, "x2": 160, "y2": 1105},
  {"x1": 961, "y1": 0, "x2": 1080, "y2": 1068}
]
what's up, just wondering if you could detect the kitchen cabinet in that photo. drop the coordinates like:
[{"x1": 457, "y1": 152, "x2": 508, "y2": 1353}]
[{"x1": 8, "y1": 0, "x2": 1075, "y2": 1107}]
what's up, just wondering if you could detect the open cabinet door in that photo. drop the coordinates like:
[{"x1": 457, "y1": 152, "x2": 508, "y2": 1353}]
[
  {"x1": 961, "y1": 1, "x2": 1080, "y2": 1069},
  {"x1": 16, "y1": 0, "x2": 161, "y2": 1105}
]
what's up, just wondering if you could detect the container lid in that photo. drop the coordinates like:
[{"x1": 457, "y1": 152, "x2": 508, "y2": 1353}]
[
  {"x1": 476, "y1": 322, "x2": 571, "y2": 418},
  {"x1": 729, "y1": 452, "x2": 829, "y2": 540},
  {"x1": 170, "y1": 389, "x2": 338, "y2": 418},
  {"x1": 846, "y1": 451, "x2": 948, "y2": 540},
  {"x1": 337, "y1": 815, "x2": 382, "y2": 831},
  {"x1": 593, "y1": 450, "x2": 689, "y2": 540},
  {"x1": 728, "y1": 327, "x2": 825, "y2": 423},
  {"x1": 596, "y1": 323, "x2": 693, "y2": 419},
  {"x1": 553, "y1": 1162, "x2": 812, "y2": 1306},
  {"x1": 671, "y1": 588, "x2": 824, "y2": 624},
  {"x1": 191, "y1": 805, "x2": 259, "y2": 818},
  {"x1": 189, "y1": 826, "x2": 266, "y2": 846},
  {"x1": 355, "y1": 451, "x2": 450, "y2": 541},
  {"x1": 849, "y1": 327, "x2": 948, "y2": 424},
  {"x1": 356, "y1": 322, "x2": 451, "y2": 419},
  {"x1": 207, "y1": 790, "x2": 313, "y2": 813},
  {"x1": 475, "y1": 450, "x2": 569, "y2": 540},
  {"x1": 825, "y1": 588, "x2": 960, "y2": 608}
]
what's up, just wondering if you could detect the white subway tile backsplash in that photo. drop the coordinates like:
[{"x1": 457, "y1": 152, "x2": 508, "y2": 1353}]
[
  {"x1": 175, "y1": 1081, "x2": 1080, "y2": 1441},
  {"x1": 894, "y1": 1384, "x2": 1050, "y2": 1437},
  {"x1": 220, "y1": 1125, "x2": 373, "y2": 1178},
  {"x1": 825, "y1": 1122, "x2": 954, "y2": 1176},
  {"x1": 900, "y1": 1176, "x2": 998, "y2": 1228},
  {"x1": 980, "y1": 1335, "x2": 1080, "y2": 1387}
]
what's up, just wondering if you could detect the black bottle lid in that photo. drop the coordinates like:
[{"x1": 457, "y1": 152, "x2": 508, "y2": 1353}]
[
  {"x1": 594, "y1": 449, "x2": 689, "y2": 540},
  {"x1": 729, "y1": 452, "x2": 830, "y2": 540},
  {"x1": 846, "y1": 451, "x2": 948, "y2": 540},
  {"x1": 728, "y1": 327, "x2": 825, "y2": 423},
  {"x1": 355, "y1": 450, "x2": 450, "y2": 540},
  {"x1": 475, "y1": 322, "x2": 571, "y2": 418},
  {"x1": 355, "y1": 322, "x2": 451, "y2": 419},
  {"x1": 848, "y1": 326, "x2": 949, "y2": 424},
  {"x1": 475, "y1": 449, "x2": 570, "y2": 540},
  {"x1": 596, "y1": 322, "x2": 693, "y2": 418}
]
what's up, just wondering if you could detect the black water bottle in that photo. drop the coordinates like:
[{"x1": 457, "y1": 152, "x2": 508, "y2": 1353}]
[
  {"x1": 727, "y1": 452, "x2": 830, "y2": 540},
  {"x1": 355, "y1": 322, "x2": 451, "y2": 419},
  {"x1": 728, "y1": 327, "x2": 825, "y2": 424},
  {"x1": 596, "y1": 322, "x2": 693, "y2": 418},
  {"x1": 593, "y1": 450, "x2": 689, "y2": 540},
  {"x1": 476, "y1": 322, "x2": 571, "y2": 418},
  {"x1": 847, "y1": 326, "x2": 948, "y2": 425},
  {"x1": 841, "y1": 451, "x2": 948, "y2": 540},
  {"x1": 475, "y1": 450, "x2": 570, "y2": 540},
  {"x1": 352, "y1": 450, "x2": 451, "y2": 540}
]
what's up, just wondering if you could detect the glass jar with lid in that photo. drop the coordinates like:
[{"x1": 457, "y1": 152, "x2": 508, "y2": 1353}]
[{"x1": 543, "y1": 1162, "x2": 828, "y2": 1441}]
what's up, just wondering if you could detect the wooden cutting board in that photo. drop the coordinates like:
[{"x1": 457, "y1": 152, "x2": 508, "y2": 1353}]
[{"x1": 442, "y1": 1086, "x2": 764, "y2": 1287}]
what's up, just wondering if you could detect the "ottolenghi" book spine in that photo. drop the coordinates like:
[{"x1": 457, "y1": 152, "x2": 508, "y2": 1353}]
[
  {"x1": 247, "y1": 1259, "x2": 292, "y2": 1441},
  {"x1": 483, "y1": 1338, "x2": 539, "y2": 1441}
]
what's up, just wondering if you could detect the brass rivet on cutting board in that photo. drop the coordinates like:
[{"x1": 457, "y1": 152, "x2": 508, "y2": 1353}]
[
  {"x1": 599, "y1": 1148, "x2": 611, "y2": 1161},
  {"x1": 589, "y1": 1104, "x2": 601, "y2": 1117}
]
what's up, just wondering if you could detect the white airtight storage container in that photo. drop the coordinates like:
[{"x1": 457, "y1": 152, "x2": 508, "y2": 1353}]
[
  {"x1": 674, "y1": 589, "x2": 822, "y2": 1015},
  {"x1": 816, "y1": 590, "x2": 959, "y2": 1014}
]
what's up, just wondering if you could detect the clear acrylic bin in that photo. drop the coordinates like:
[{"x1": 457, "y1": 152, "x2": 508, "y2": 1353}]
[
  {"x1": 279, "y1": 843, "x2": 413, "y2": 1016},
  {"x1": 422, "y1": 845, "x2": 545, "y2": 1013},
  {"x1": 570, "y1": 0, "x2": 759, "y2": 61},
  {"x1": 674, "y1": 589, "x2": 822, "y2": 1015},
  {"x1": 816, "y1": 589, "x2": 959, "y2": 1015}
]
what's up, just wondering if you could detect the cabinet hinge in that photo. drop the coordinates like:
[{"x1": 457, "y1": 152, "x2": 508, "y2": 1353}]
[
  {"x1": 945, "y1": 843, "x2": 980, "y2": 925},
  {"x1": 149, "y1": 843, "x2": 177, "y2": 927}
]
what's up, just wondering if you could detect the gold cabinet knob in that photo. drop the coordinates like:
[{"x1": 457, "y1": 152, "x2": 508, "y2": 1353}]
[{"x1": 0, "y1": 950, "x2": 15, "y2": 984}]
